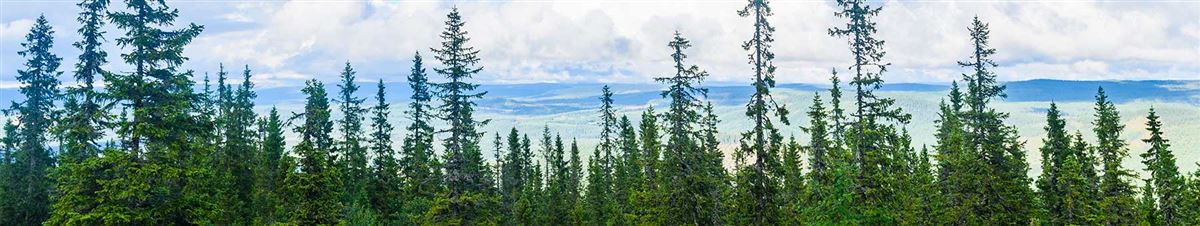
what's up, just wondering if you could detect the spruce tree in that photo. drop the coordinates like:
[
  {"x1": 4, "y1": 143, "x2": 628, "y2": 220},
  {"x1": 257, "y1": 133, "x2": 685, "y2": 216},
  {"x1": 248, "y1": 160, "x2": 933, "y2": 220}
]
[
  {"x1": 954, "y1": 17, "x2": 1034, "y2": 224},
  {"x1": 655, "y1": 32, "x2": 723, "y2": 225},
  {"x1": 368, "y1": 80, "x2": 403, "y2": 224},
  {"x1": 253, "y1": 107, "x2": 287, "y2": 224},
  {"x1": 585, "y1": 86, "x2": 619, "y2": 225},
  {"x1": 336, "y1": 62, "x2": 369, "y2": 205},
  {"x1": 613, "y1": 115, "x2": 644, "y2": 221},
  {"x1": 4, "y1": 16, "x2": 61, "y2": 226},
  {"x1": 285, "y1": 80, "x2": 342, "y2": 224},
  {"x1": 51, "y1": 8, "x2": 111, "y2": 222},
  {"x1": 1093, "y1": 87, "x2": 1138, "y2": 225},
  {"x1": 1139, "y1": 179, "x2": 1163, "y2": 226},
  {"x1": 733, "y1": 0, "x2": 788, "y2": 224},
  {"x1": 1140, "y1": 108, "x2": 1185, "y2": 226},
  {"x1": 215, "y1": 65, "x2": 258, "y2": 224},
  {"x1": 400, "y1": 52, "x2": 439, "y2": 224},
  {"x1": 829, "y1": 0, "x2": 914, "y2": 222},
  {"x1": 425, "y1": 8, "x2": 498, "y2": 224}
]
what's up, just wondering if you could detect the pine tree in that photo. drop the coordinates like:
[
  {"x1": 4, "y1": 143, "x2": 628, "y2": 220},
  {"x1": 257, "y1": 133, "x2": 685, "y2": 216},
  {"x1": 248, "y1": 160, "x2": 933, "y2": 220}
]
[
  {"x1": 541, "y1": 128, "x2": 573, "y2": 224},
  {"x1": 368, "y1": 80, "x2": 403, "y2": 224},
  {"x1": 1140, "y1": 108, "x2": 1185, "y2": 226},
  {"x1": 285, "y1": 80, "x2": 343, "y2": 225},
  {"x1": 0, "y1": 121, "x2": 18, "y2": 223},
  {"x1": 1093, "y1": 87, "x2": 1138, "y2": 225},
  {"x1": 733, "y1": 0, "x2": 789, "y2": 224},
  {"x1": 585, "y1": 86, "x2": 619, "y2": 225},
  {"x1": 400, "y1": 52, "x2": 439, "y2": 224},
  {"x1": 425, "y1": 8, "x2": 498, "y2": 224},
  {"x1": 3, "y1": 15, "x2": 61, "y2": 226},
  {"x1": 654, "y1": 32, "x2": 723, "y2": 225},
  {"x1": 829, "y1": 0, "x2": 914, "y2": 222},
  {"x1": 1037, "y1": 103, "x2": 1099, "y2": 225},
  {"x1": 336, "y1": 62, "x2": 369, "y2": 206},
  {"x1": 613, "y1": 115, "x2": 644, "y2": 222},
  {"x1": 567, "y1": 139, "x2": 586, "y2": 225},
  {"x1": 499, "y1": 127, "x2": 529, "y2": 225},
  {"x1": 512, "y1": 133, "x2": 544, "y2": 225}
]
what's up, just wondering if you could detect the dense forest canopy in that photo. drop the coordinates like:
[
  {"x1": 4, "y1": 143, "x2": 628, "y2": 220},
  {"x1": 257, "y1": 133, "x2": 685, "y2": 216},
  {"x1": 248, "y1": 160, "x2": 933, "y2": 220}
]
[{"x1": 1, "y1": 0, "x2": 1198, "y2": 225}]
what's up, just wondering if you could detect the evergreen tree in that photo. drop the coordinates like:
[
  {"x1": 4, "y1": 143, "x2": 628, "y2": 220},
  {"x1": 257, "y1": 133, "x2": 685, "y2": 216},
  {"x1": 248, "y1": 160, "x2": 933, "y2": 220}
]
[
  {"x1": 829, "y1": 0, "x2": 914, "y2": 222},
  {"x1": 1037, "y1": 104, "x2": 1097, "y2": 225},
  {"x1": 284, "y1": 80, "x2": 342, "y2": 225},
  {"x1": 336, "y1": 62, "x2": 369, "y2": 205},
  {"x1": 568, "y1": 138, "x2": 585, "y2": 225},
  {"x1": 655, "y1": 32, "x2": 723, "y2": 225},
  {"x1": 1140, "y1": 108, "x2": 1185, "y2": 226},
  {"x1": 425, "y1": 8, "x2": 498, "y2": 224},
  {"x1": 214, "y1": 65, "x2": 258, "y2": 224},
  {"x1": 1139, "y1": 179, "x2": 1163, "y2": 226},
  {"x1": 4, "y1": 16, "x2": 61, "y2": 226},
  {"x1": 96, "y1": 0, "x2": 210, "y2": 222},
  {"x1": 51, "y1": 7, "x2": 112, "y2": 222},
  {"x1": 0, "y1": 121, "x2": 18, "y2": 223},
  {"x1": 368, "y1": 80, "x2": 403, "y2": 224},
  {"x1": 252, "y1": 107, "x2": 287, "y2": 224},
  {"x1": 613, "y1": 115, "x2": 644, "y2": 222},
  {"x1": 541, "y1": 128, "x2": 572, "y2": 224},
  {"x1": 1093, "y1": 87, "x2": 1138, "y2": 225},
  {"x1": 733, "y1": 0, "x2": 789, "y2": 224},
  {"x1": 400, "y1": 52, "x2": 439, "y2": 224},
  {"x1": 499, "y1": 127, "x2": 529, "y2": 225},
  {"x1": 585, "y1": 86, "x2": 619, "y2": 225}
]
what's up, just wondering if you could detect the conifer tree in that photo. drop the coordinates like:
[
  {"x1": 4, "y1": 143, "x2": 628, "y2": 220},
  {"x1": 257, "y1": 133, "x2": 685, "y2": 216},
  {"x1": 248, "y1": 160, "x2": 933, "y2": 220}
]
[
  {"x1": 368, "y1": 80, "x2": 402, "y2": 224},
  {"x1": 4, "y1": 16, "x2": 61, "y2": 226},
  {"x1": 829, "y1": 0, "x2": 914, "y2": 222},
  {"x1": 639, "y1": 107, "x2": 662, "y2": 189},
  {"x1": 655, "y1": 32, "x2": 723, "y2": 225},
  {"x1": 1037, "y1": 103, "x2": 1099, "y2": 225},
  {"x1": 253, "y1": 107, "x2": 287, "y2": 224},
  {"x1": 585, "y1": 86, "x2": 619, "y2": 225},
  {"x1": 613, "y1": 115, "x2": 645, "y2": 222},
  {"x1": 285, "y1": 80, "x2": 342, "y2": 224},
  {"x1": 400, "y1": 52, "x2": 439, "y2": 223},
  {"x1": 1093, "y1": 87, "x2": 1138, "y2": 225},
  {"x1": 336, "y1": 62, "x2": 369, "y2": 205},
  {"x1": 214, "y1": 65, "x2": 258, "y2": 224},
  {"x1": 54, "y1": 4, "x2": 110, "y2": 204},
  {"x1": 1139, "y1": 179, "x2": 1163, "y2": 226},
  {"x1": 426, "y1": 8, "x2": 498, "y2": 224},
  {"x1": 98, "y1": 0, "x2": 209, "y2": 222},
  {"x1": 733, "y1": 0, "x2": 789, "y2": 224},
  {"x1": 1141, "y1": 108, "x2": 1185, "y2": 226}
]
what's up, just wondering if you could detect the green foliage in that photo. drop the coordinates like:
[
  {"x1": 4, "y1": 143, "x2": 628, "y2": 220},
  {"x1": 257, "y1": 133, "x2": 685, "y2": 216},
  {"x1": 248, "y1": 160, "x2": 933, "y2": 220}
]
[
  {"x1": 1094, "y1": 87, "x2": 1139, "y2": 225},
  {"x1": 3, "y1": 15, "x2": 61, "y2": 226},
  {"x1": 732, "y1": 0, "x2": 789, "y2": 224},
  {"x1": 337, "y1": 62, "x2": 370, "y2": 206},
  {"x1": 284, "y1": 80, "x2": 343, "y2": 225},
  {"x1": 1140, "y1": 108, "x2": 1186, "y2": 226},
  {"x1": 368, "y1": 80, "x2": 403, "y2": 224}
]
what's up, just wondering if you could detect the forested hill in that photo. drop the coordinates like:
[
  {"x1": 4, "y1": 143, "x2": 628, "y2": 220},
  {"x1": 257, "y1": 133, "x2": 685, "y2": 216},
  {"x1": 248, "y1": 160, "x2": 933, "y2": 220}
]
[{"x1": 3, "y1": 0, "x2": 1199, "y2": 225}]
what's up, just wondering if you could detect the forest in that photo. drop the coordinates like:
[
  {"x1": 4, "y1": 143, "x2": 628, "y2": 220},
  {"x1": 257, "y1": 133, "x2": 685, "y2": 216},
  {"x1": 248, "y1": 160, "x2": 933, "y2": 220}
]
[{"x1": 1, "y1": 0, "x2": 1198, "y2": 225}]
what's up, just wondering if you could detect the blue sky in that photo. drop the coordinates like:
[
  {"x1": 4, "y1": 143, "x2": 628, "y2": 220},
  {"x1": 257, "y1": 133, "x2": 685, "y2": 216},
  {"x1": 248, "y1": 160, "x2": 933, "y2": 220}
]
[{"x1": 1, "y1": 0, "x2": 1197, "y2": 89}]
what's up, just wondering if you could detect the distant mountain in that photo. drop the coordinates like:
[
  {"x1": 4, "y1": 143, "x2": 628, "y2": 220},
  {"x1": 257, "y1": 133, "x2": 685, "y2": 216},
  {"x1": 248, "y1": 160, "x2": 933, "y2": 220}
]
[{"x1": 2, "y1": 80, "x2": 1195, "y2": 115}]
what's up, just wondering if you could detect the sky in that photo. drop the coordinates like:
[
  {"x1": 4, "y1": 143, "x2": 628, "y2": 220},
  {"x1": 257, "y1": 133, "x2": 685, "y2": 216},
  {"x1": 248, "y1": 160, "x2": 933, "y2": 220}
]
[{"x1": 1, "y1": 0, "x2": 1198, "y2": 89}]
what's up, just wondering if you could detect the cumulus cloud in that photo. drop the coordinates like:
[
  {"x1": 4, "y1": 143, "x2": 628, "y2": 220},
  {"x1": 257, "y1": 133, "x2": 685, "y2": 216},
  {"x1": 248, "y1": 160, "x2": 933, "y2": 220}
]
[{"x1": 2, "y1": 0, "x2": 1198, "y2": 87}]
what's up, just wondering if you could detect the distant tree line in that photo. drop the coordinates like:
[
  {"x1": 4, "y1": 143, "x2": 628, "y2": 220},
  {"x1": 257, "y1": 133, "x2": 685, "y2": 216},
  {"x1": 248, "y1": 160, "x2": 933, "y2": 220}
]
[{"x1": 1, "y1": 0, "x2": 1198, "y2": 225}]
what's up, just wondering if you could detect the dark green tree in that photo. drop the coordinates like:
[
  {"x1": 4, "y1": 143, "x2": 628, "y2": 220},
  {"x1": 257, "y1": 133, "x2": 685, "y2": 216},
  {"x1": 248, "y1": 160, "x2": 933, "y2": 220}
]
[
  {"x1": 1139, "y1": 179, "x2": 1163, "y2": 226},
  {"x1": 368, "y1": 80, "x2": 403, "y2": 224},
  {"x1": 4, "y1": 15, "x2": 61, "y2": 226},
  {"x1": 585, "y1": 86, "x2": 619, "y2": 225},
  {"x1": 655, "y1": 32, "x2": 724, "y2": 225},
  {"x1": 252, "y1": 107, "x2": 287, "y2": 224},
  {"x1": 1093, "y1": 87, "x2": 1138, "y2": 225},
  {"x1": 336, "y1": 62, "x2": 369, "y2": 206},
  {"x1": 284, "y1": 80, "x2": 343, "y2": 225},
  {"x1": 733, "y1": 0, "x2": 789, "y2": 224},
  {"x1": 425, "y1": 8, "x2": 498, "y2": 225},
  {"x1": 829, "y1": 0, "x2": 914, "y2": 222},
  {"x1": 1140, "y1": 108, "x2": 1185, "y2": 226},
  {"x1": 400, "y1": 52, "x2": 439, "y2": 224}
]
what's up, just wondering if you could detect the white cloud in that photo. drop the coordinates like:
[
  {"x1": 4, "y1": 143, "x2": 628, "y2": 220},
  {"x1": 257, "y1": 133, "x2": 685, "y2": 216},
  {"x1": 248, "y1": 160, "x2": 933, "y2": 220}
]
[
  {"x1": 0, "y1": 19, "x2": 33, "y2": 40},
  {"x1": 11, "y1": 0, "x2": 1195, "y2": 87}
]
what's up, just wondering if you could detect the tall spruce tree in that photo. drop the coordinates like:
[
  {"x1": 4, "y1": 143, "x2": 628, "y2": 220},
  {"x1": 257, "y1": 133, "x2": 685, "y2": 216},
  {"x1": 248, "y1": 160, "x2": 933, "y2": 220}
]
[
  {"x1": 733, "y1": 0, "x2": 789, "y2": 224},
  {"x1": 1037, "y1": 103, "x2": 1098, "y2": 225},
  {"x1": 368, "y1": 80, "x2": 403, "y2": 224},
  {"x1": 829, "y1": 0, "x2": 914, "y2": 222},
  {"x1": 425, "y1": 7, "x2": 498, "y2": 224},
  {"x1": 285, "y1": 80, "x2": 342, "y2": 224},
  {"x1": 954, "y1": 17, "x2": 1034, "y2": 224},
  {"x1": 1140, "y1": 108, "x2": 1185, "y2": 226},
  {"x1": 585, "y1": 86, "x2": 619, "y2": 225},
  {"x1": 336, "y1": 62, "x2": 369, "y2": 205},
  {"x1": 4, "y1": 16, "x2": 61, "y2": 226},
  {"x1": 100, "y1": 0, "x2": 209, "y2": 222},
  {"x1": 253, "y1": 107, "x2": 287, "y2": 224},
  {"x1": 400, "y1": 52, "x2": 439, "y2": 224},
  {"x1": 1093, "y1": 87, "x2": 1138, "y2": 225},
  {"x1": 215, "y1": 65, "x2": 258, "y2": 224},
  {"x1": 655, "y1": 32, "x2": 724, "y2": 225}
]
